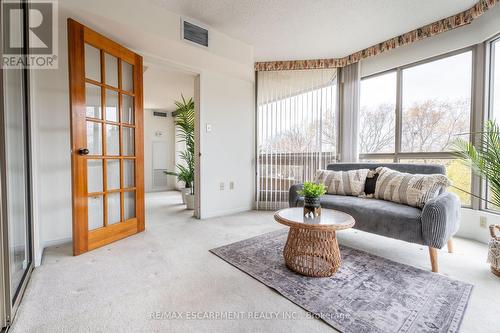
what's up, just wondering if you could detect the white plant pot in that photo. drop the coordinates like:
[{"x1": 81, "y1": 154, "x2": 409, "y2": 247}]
[
  {"x1": 185, "y1": 194, "x2": 195, "y2": 210},
  {"x1": 180, "y1": 188, "x2": 191, "y2": 204}
]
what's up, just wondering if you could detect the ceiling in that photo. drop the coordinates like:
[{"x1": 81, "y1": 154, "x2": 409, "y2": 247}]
[{"x1": 151, "y1": 0, "x2": 478, "y2": 61}]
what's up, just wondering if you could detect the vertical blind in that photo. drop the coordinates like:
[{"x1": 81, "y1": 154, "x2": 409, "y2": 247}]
[{"x1": 256, "y1": 69, "x2": 338, "y2": 210}]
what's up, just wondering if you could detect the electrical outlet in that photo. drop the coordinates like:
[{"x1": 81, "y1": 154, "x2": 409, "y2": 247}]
[
  {"x1": 480, "y1": 216, "x2": 487, "y2": 228},
  {"x1": 229, "y1": 181, "x2": 234, "y2": 190},
  {"x1": 219, "y1": 182, "x2": 225, "y2": 191}
]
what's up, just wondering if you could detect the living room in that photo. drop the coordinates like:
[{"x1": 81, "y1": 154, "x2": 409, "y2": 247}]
[{"x1": 0, "y1": 0, "x2": 499, "y2": 332}]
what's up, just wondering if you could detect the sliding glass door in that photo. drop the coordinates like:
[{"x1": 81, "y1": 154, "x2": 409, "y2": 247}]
[
  {"x1": 0, "y1": 0, "x2": 34, "y2": 327},
  {"x1": 256, "y1": 69, "x2": 338, "y2": 210}
]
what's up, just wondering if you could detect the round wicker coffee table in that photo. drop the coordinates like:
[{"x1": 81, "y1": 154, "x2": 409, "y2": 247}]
[{"x1": 274, "y1": 207, "x2": 355, "y2": 277}]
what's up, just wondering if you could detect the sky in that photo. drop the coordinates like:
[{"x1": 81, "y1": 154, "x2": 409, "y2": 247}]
[
  {"x1": 361, "y1": 51, "x2": 473, "y2": 108},
  {"x1": 493, "y1": 41, "x2": 500, "y2": 121}
]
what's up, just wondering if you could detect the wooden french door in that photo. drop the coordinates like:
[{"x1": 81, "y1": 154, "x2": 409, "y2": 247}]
[{"x1": 67, "y1": 19, "x2": 144, "y2": 255}]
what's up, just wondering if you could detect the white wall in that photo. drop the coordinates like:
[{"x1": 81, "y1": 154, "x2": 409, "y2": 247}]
[
  {"x1": 361, "y1": 5, "x2": 500, "y2": 77},
  {"x1": 460, "y1": 208, "x2": 500, "y2": 244},
  {"x1": 143, "y1": 66, "x2": 195, "y2": 192},
  {"x1": 31, "y1": 0, "x2": 255, "y2": 261},
  {"x1": 198, "y1": 71, "x2": 255, "y2": 218},
  {"x1": 143, "y1": 110, "x2": 176, "y2": 192}
]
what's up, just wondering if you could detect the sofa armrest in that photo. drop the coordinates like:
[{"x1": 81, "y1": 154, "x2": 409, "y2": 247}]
[
  {"x1": 421, "y1": 192, "x2": 461, "y2": 249},
  {"x1": 289, "y1": 183, "x2": 304, "y2": 207}
]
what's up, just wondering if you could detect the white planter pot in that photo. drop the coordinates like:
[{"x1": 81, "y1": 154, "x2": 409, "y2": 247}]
[
  {"x1": 185, "y1": 194, "x2": 195, "y2": 210},
  {"x1": 180, "y1": 188, "x2": 191, "y2": 204}
]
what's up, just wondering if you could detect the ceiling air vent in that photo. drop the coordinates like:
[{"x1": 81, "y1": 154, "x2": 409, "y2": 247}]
[{"x1": 182, "y1": 19, "x2": 208, "y2": 48}]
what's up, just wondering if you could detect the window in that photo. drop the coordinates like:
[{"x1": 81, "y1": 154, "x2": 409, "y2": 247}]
[
  {"x1": 491, "y1": 38, "x2": 500, "y2": 122},
  {"x1": 360, "y1": 72, "x2": 396, "y2": 154},
  {"x1": 359, "y1": 50, "x2": 473, "y2": 206},
  {"x1": 487, "y1": 37, "x2": 500, "y2": 212},
  {"x1": 402, "y1": 52, "x2": 472, "y2": 152}
]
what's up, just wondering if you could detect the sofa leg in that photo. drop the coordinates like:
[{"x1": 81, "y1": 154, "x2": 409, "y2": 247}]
[
  {"x1": 429, "y1": 247, "x2": 438, "y2": 273},
  {"x1": 447, "y1": 239, "x2": 454, "y2": 253}
]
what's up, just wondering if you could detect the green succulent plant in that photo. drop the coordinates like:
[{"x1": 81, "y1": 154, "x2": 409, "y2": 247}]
[{"x1": 298, "y1": 182, "x2": 327, "y2": 198}]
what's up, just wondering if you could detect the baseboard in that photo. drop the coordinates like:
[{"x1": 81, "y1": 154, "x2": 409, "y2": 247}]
[
  {"x1": 201, "y1": 206, "x2": 253, "y2": 219},
  {"x1": 35, "y1": 249, "x2": 44, "y2": 267},
  {"x1": 43, "y1": 237, "x2": 72, "y2": 248}
]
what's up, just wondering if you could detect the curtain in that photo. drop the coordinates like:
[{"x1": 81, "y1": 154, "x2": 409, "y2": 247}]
[
  {"x1": 340, "y1": 62, "x2": 360, "y2": 162},
  {"x1": 256, "y1": 69, "x2": 338, "y2": 210}
]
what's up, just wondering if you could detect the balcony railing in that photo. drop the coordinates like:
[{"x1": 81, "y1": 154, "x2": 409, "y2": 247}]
[{"x1": 256, "y1": 152, "x2": 337, "y2": 210}]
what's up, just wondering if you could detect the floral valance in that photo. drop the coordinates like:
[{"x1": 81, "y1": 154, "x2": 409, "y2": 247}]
[{"x1": 254, "y1": 0, "x2": 498, "y2": 71}]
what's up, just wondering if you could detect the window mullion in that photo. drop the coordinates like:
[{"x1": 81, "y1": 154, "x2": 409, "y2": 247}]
[{"x1": 395, "y1": 67, "x2": 403, "y2": 161}]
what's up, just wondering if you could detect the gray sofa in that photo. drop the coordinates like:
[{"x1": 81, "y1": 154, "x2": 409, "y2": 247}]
[{"x1": 289, "y1": 163, "x2": 461, "y2": 272}]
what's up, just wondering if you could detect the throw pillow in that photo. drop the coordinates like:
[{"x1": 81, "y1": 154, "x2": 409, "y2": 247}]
[
  {"x1": 374, "y1": 167, "x2": 451, "y2": 208},
  {"x1": 314, "y1": 169, "x2": 370, "y2": 197},
  {"x1": 364, "y1": 170, "x2": 379, "y2": 196}
]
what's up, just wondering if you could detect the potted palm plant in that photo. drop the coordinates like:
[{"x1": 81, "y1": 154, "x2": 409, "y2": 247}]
[
  {"x1": 298, "y1": 181, "x2": 326, "y2": 217},
  {"x1": 165, "y1": 95, "x2": 195, "y2": 209},
  {"x1": 454, "y1": 119, "x2": 500, "y2": 276}
]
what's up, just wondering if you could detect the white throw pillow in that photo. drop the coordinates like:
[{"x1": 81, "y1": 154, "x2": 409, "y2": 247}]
[
  {"x1": 314, "y1": 169, "x2": 370, "y2": 197},
  {"x1": 374, "y1": 167, "x2": 451, "y2": 208}
]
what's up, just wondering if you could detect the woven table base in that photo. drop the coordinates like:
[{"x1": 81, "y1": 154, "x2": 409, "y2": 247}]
[{"x1": 283, "y1": 227, "x2": 341, "y2": 277}]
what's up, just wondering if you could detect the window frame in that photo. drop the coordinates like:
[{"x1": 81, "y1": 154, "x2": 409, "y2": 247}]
[
  {"x1": 359, "y1": 47, "x2": 475, "y2": 207},
  {"x1": 484, "y1": 33, "x2": 500, "y2": 213}
]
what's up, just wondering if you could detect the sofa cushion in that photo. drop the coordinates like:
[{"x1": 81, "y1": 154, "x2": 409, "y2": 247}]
[
  {"x1": 374, "y1": 167, "x2": 451, "y2": 208},
  {"x1": 297, "y1": 194, "x2": 424, "y2": 244},
  {"x1": 314, "y1": 169, "x2": 370, "y2": 197}
]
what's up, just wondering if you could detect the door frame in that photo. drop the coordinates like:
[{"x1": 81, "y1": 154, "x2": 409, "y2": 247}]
[
  {"x1": 68, "y1": 19, "x2": 145, "y2": 255},
  {"x1": 141, "y1": 57, "x2": 202, "y2": 218},
  {"x1": 0, "y1": 0, "x2": 35, "y2": 327}
]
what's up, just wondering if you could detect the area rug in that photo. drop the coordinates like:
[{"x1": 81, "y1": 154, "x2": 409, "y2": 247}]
[{"x1": 210, "y1": 229, "x2": 473, "y2": 333}]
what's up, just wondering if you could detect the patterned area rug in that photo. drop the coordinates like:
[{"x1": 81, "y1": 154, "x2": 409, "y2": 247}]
[{"x1": 210, "y1": 230, "x2": 473, "y2": 333}]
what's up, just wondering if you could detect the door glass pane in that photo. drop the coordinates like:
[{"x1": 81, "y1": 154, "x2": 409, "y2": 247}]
[
  {"x1": 106, "y1": 124, "x2": 120, "y2": 156},
  {"x1": 107, "y1": 160, "x2": 120, "y2": 190},
  {"x1": 122, "y1": 61, "x2": 134, "y2": 92},
  {"x1": 121, "y1": 94, "x2": 134, "y2": 124},
  {"x1": 88, "y1": 196, "x2": 104, "y2": 230},
  {"x1": 105, "y1": 89, "x2": 119, "y2": 122},
  {"x1": 85, "y1": 83, "x2": 102, "y2": 119},
  {"x1": 122, "y1": 127, "x2": 135, "y2": 156},
  {"x1": 87, "y1": 160, "x2": 103, "y2": 193},
  {"x1": 402, "y1": 51, "x2": 472, "y2": 152},
  {"x1": 359, "y1": 71, "x2": 397, "y2": 154},
  {"x1": 3, "y1": 66, "x2": 30, "y2": 299},
  {"x1": 87, "y1": 121, "x2": 102, "y2": 155},
  {"x1": 107, "y1": 193, "x2": 121, "y2": 225},
  {"x1": 123, "y1": 160, "x2": 135, "y2": 188},
  {"x1": 124, "y1": 191, "x2": 136, "y2": 220},
  {"x1": 105, "y1": 53, "x2": 118, "y2": 87},
  {"x1": 85, "y1": 44, "x2": 101, "y2": 82}
]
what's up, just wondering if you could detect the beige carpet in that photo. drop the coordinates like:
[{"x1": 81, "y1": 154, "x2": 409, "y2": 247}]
[{"x1": 10, "y1": 191, "x2": 500, "y2": 332}]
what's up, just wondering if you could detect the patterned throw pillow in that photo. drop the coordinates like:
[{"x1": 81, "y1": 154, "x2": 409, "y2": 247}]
[
  {"x1": 314, "y1": 169, "x2": 370, "y2": 197},
  {"x1": 374, "y1": 167, "x2": 451, "y2": 208}
]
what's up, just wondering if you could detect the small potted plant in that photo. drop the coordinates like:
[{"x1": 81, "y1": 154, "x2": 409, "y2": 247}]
[{"x1": 298, "y1": 182, "x2": 326, "y2": 217}]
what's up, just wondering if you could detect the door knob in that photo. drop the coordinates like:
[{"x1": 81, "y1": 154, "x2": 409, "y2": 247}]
[{"x1": 78, "y1": 148, "x2": 90, "y2": 155}]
